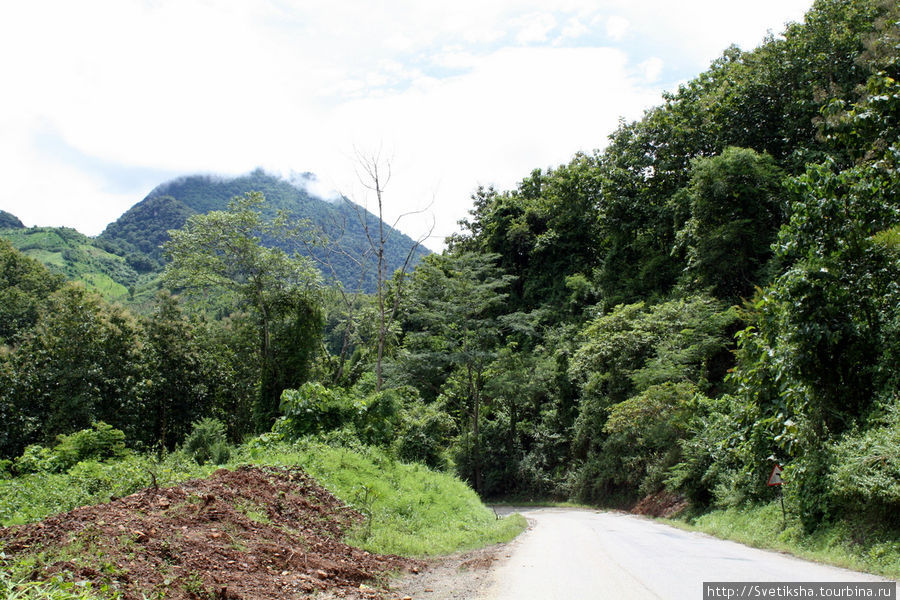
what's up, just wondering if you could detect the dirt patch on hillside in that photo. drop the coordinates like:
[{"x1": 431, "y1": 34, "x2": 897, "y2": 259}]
[
  {"x1": 631, "y1": 491, "x2": 688, "y2": 518},
  {"x1": 0, "y1": 466, "x2": 421, "y2": 599}
]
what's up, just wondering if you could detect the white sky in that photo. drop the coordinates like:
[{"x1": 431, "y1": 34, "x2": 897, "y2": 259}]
[{"x1": 0, "y1": 0, "x2": 814, "y2": 249}]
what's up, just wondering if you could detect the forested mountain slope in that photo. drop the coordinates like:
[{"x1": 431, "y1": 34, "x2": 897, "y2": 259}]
[
  {"x1": 0, "y1": 210, "x2": 23, "y2": 229},
  {"x1": 410, "y1": 0, "x2": 900, "y2": 531},
  {"x1": 99, "y1": 169, "x2": 430, "y2": 292}
]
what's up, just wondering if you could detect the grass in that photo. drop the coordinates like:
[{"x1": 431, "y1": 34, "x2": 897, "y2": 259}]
[
  {"x1": 0, "y1": 453, "x2": 215, "y2": 527},
  {"x1": 238, "y1": 437, "x2": 528, "y2": 556},
  {"x1": 23, "y1": 249, "x2": 65, "y2": 267},
  {"x1": 668, "y1": 500, "x2": 900, "y2": 580},
  {"x1": 0, "y1": 568, "x2": 108, "y2": 600},
  {"x1": 232, "y1": 499, "x2": 271, "y2": 524},
  {"x1": 78, "y1": 273, "x2": 129, "y2": 299}
]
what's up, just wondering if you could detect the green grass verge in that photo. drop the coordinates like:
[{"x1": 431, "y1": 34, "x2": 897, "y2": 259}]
[
  {"x1": 0, "y1": 453, "x2": 215, "y2": 527},
  {"x1": 669, "y1": 501, "x2": 900, "y2": 580},
  {"x1": 239, "y1": 437, "x2": 527, "y2": 556}
]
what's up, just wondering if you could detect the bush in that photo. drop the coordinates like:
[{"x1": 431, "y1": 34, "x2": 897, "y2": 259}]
[
  {"x1": 393, "y1": 402, "x2": 453, "y2": 470},
  {"x1": 53, "y1": 422, "x2": 128, "y2": 468},
  {"x1": 276, "y1": 383, "x2": 361, "y2": 439},
  {"x1": 183, "y1": 418, "x2": 231, "y2": 465},
  {"x1": 784, "y1": 446, "x2": 834, "y2": 533},
  {"x1": 354, "y1": 388, "x2": 406, "y2": 447},
  {"x1": 829, "y1": 407, "x2": 900, "y2": 526},
  {"x1": 12, "y1": 423, "x2": 129, "y2": 475},
  {"x1": 277, "y1": 383, "x2": 437, "y2": 457},
  {"x1": 667, "y1": 394, "x2": 737, "y2": 507},
  {"x1": 13, "y1": 444, "x2": 58, "y2": 474}
]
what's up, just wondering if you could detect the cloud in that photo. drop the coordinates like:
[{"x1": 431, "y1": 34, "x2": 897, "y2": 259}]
[
  {"x1": 606, "y1": 16, "x2": 630, "y2": 41},
  {"x1": 287, "y1": 172, "x2": 343, "y2": 203},
  {"x1": 558, "y1": 17, "x2": 590, "y2": 42},
  {"x1": 638, "y1": 57, "x2": 664, "y2": 83},
  {"x1": 322, "y1": 46, "x2": 661, "y2": 244},
  {"x1": 513, "y1": 12, "x2": 558, "y2": 44}
]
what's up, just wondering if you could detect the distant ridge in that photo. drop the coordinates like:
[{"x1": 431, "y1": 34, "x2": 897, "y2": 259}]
[
  {"x1": 99, "y1": 168, "x2": 431, "y2": 293},
  {"x1": 0, "y1": 210, "x2": 24, "y2": 229}
]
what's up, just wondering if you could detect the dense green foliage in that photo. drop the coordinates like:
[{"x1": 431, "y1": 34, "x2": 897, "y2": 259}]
[{"x1": 397, "y1": 0, "x2": 899, "y2": 539}]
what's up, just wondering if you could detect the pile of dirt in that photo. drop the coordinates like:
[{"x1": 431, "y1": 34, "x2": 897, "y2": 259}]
[
  {"x1": 0, "y1": 466, "x2": 421, "y2": 599},
  {"x1": 631, "y1": 491, "x2": 688, "y2": 518}
]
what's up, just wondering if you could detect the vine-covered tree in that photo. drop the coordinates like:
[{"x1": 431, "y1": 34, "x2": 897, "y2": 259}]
[{"x1": 163, "y1": 192, "x2": 323, "y2": 431}]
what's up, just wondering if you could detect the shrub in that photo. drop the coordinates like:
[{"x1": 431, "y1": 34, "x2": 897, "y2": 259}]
[
  {"x1": 393, "y1": 402, "x2": 453, "y2": 470},
  {"x1": 354, "y1": 389, "x2": 403, "y2": 447},
  {"x1": 829, "y1": 406, "x2": 900, "y2": 526},
  {"x1": 13, "y1": 444, "x2": 58, "y2": 474},
  {"x1": 667, "y1": 394, "x2": 737, "y2": 507},
  {"x1": 276, "y1": 383, "x2": 361, "y2": 439},
  {"x1": 278, "y1": 383, "x2": 434, "y2": 455},
  {"x1": 12, "y1": 423, "x2": 129, "y2": 475},
  {"x1": 784, "y1": 446, "x2": 834, "y2": 533},
  {"x1": 53, "y1": 422, "x2": 128, "y2": 468},
  {"x1": 183, "y1": 418, "x2": 231, "y2": 465}
]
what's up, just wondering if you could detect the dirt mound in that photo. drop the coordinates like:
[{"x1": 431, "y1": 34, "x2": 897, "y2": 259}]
[
  {"x1": 0, "y1": 466, "x2": 421, "y2": 599},
  {"x1": 631, "y1": 491, "x2": 688, "y2": 518}
]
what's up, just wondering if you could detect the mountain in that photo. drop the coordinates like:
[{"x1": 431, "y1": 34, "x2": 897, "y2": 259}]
[
  {"x1": 0, "y1": 226, "x2": 140, "y2": 301},
  {"x1": 99, "y1": 169, "x2": 431, "y2": 292},
  {"x1": 0, "y1": 210, "x2": 24, "y2": 229}
]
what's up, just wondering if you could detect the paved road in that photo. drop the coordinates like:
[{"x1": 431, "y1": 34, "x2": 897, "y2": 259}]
[{"x1": 482, "y1": 508, "x2": 893, "y2": 600}]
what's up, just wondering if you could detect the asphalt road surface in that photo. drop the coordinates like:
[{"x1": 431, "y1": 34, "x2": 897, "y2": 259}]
[{"x1": 481, "y1": 508, "x2": 893, "y2": 600}]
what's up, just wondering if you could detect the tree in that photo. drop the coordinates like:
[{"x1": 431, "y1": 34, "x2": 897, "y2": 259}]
[
  {"x1": 400, "y1": 252, "x2": 514, "y2": 493},
  {"x1": 568, "y1": 295, "x2": 738, "y2": 504},
  {"x1": 673, "y1": 147, "x2": 788, "y2": 301},
  {"x1": 0, "y1": 240, "x2": 64, "y2": 345},
  {"x1": 0, "y1": 284, "x2": 145, "y2": 457},
  {"x1": 348, "y1": 149, "x2": 430, "y2": 391},
  {"x1": 140, "y1": 292, "x2": 214, "y2": 450},
  {"x1": 451, "y1": 157, "x2": 604, "y2": 318},
  {"x1": 163, "y1": 192, "x2": 323, "y2": 431}
]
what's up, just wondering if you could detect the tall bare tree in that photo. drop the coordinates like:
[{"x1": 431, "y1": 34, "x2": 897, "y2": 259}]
[{"x1": 351, "y1": 148, "x2": 432, "y2": 391}]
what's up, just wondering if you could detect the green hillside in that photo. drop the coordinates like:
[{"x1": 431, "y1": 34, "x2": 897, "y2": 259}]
[
  {"x1": 99, "y1": 169, "x2": 431, "y2": 292},
  {"x1": 97, "y1": 194, "x2": 198, "y2": 273},
  {"x1": 0, "y1": 227, "x2": 140, "y2": 301}
]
